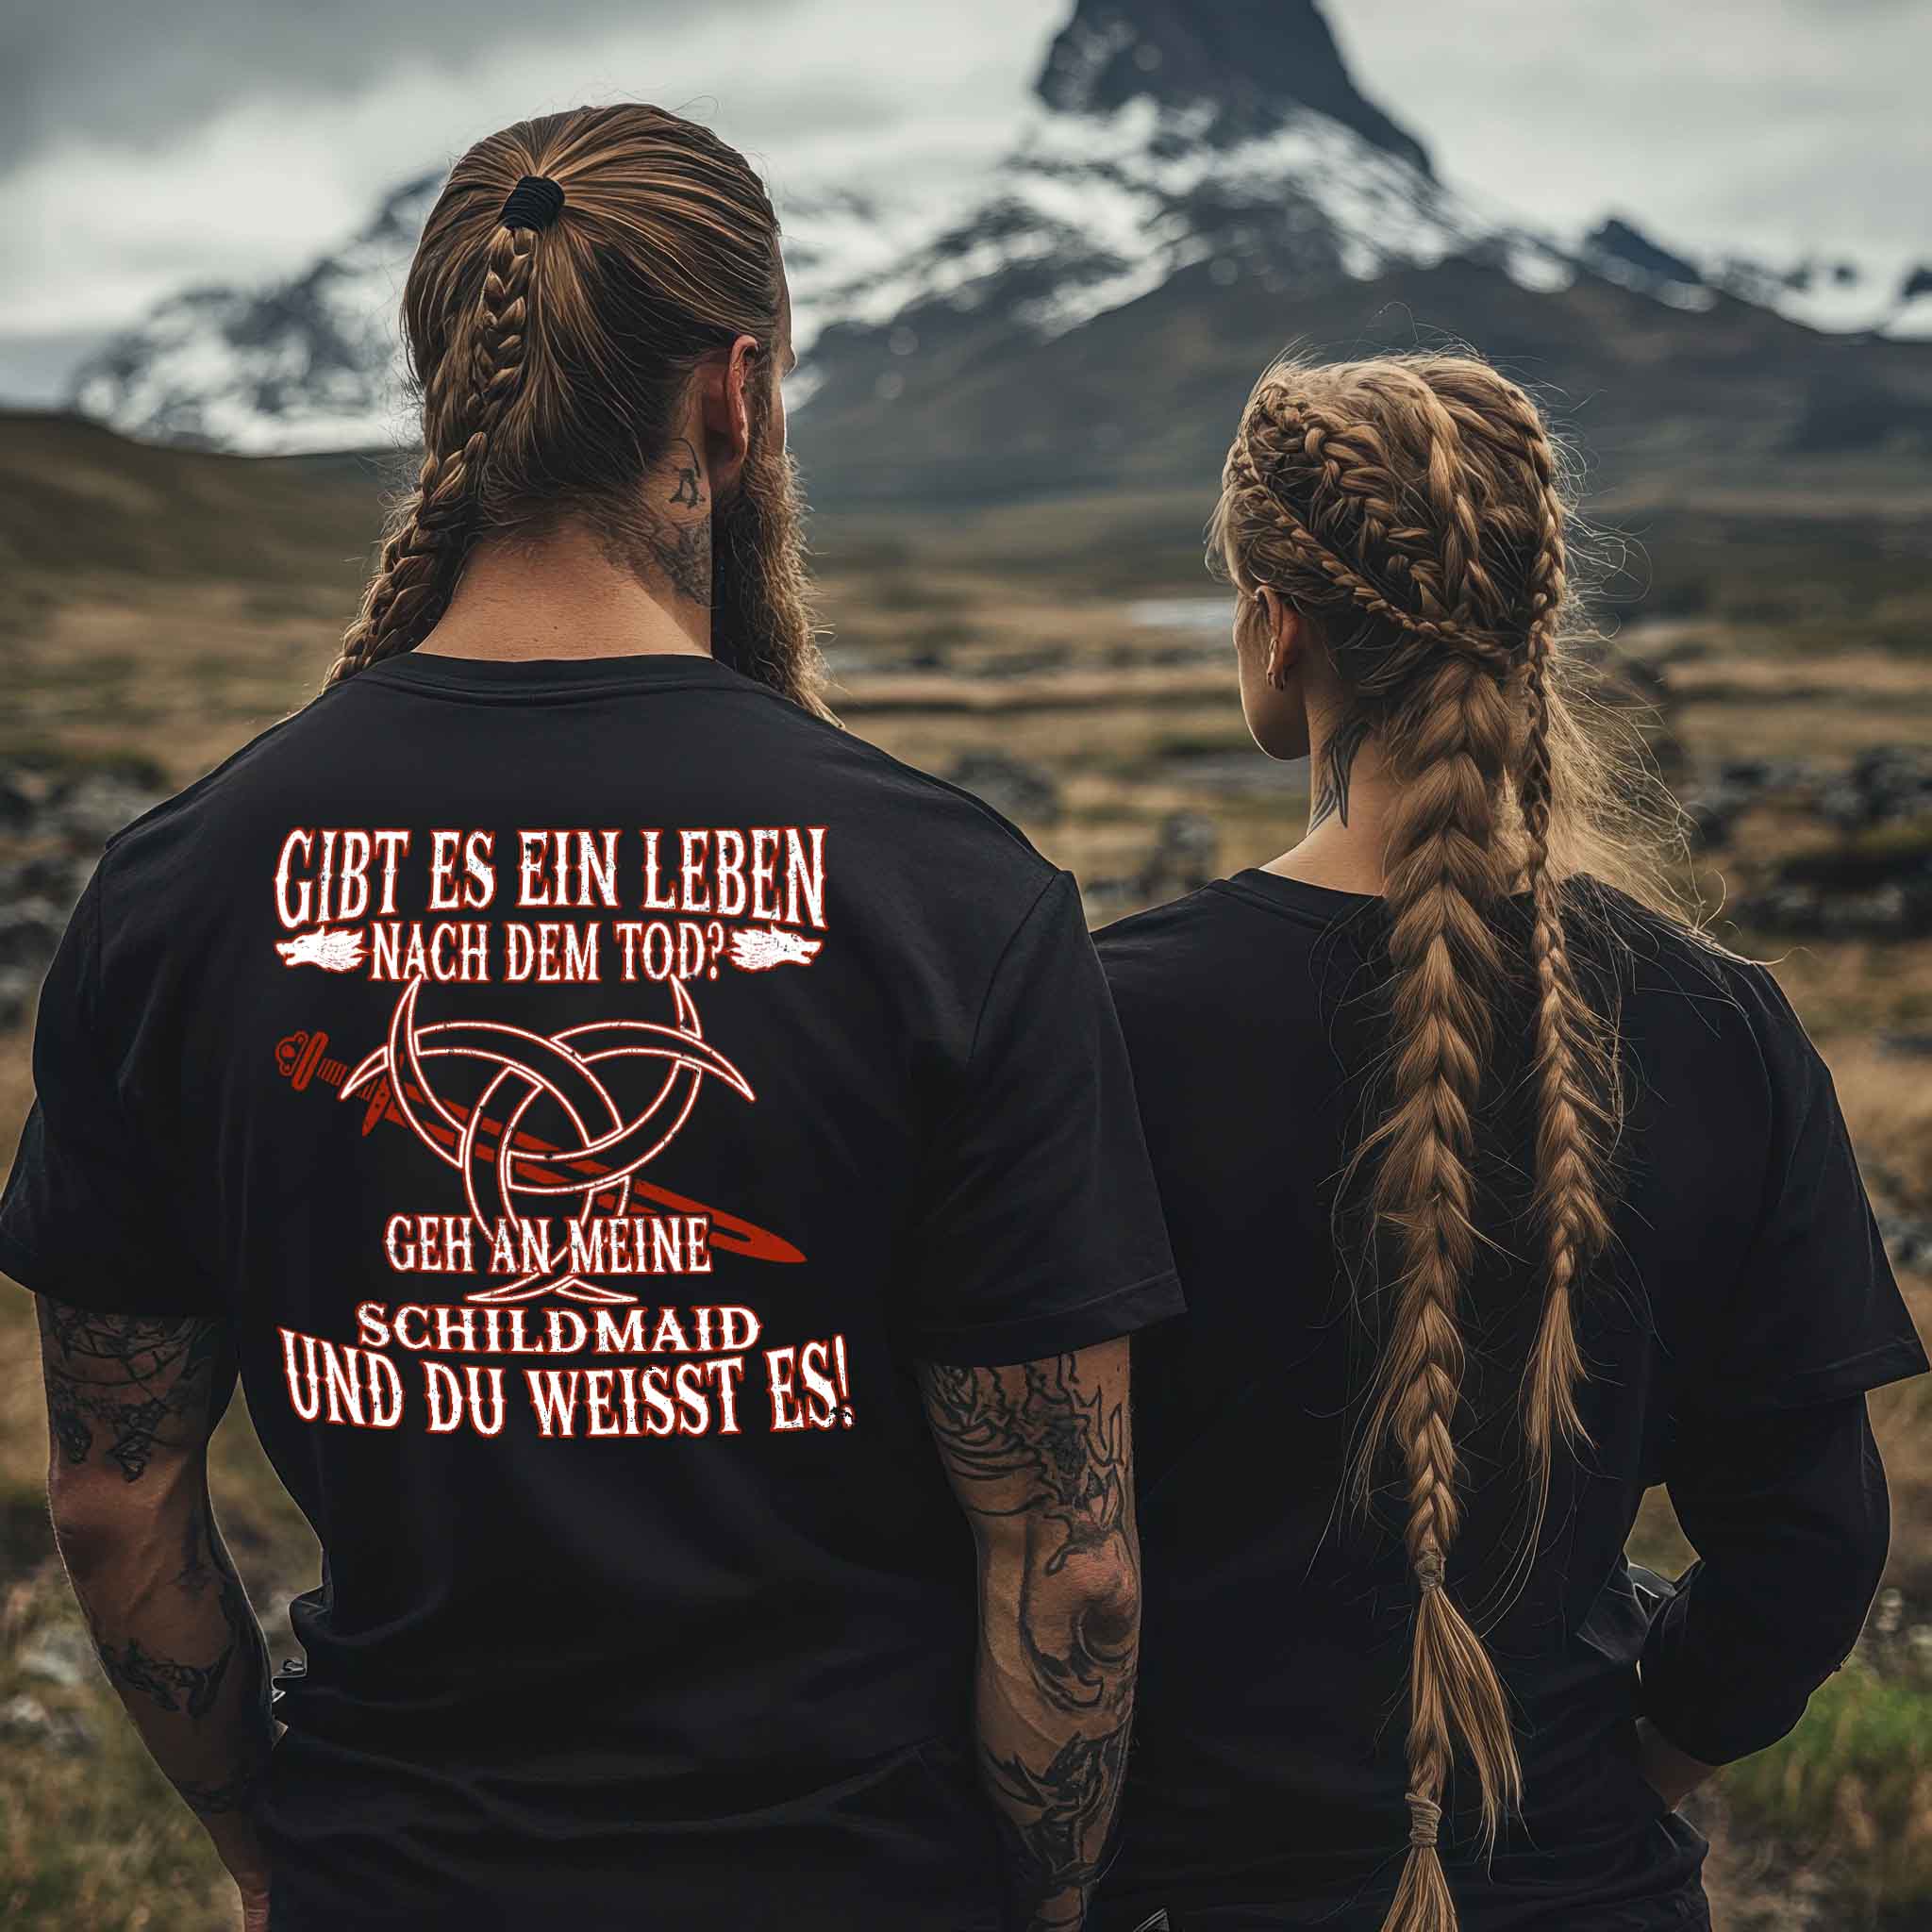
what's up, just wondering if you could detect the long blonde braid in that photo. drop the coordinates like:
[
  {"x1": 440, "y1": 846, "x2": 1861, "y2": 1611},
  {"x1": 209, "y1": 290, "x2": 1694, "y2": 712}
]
[{"x1": 1212, "y1": 351, "x2": 1662, "y2": 1931}]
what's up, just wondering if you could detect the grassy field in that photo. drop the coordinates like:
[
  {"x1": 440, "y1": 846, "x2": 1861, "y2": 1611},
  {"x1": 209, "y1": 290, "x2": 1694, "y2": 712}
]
[{"x1": 1, "y1": 411, "x2": 1929, "y2": 1927}]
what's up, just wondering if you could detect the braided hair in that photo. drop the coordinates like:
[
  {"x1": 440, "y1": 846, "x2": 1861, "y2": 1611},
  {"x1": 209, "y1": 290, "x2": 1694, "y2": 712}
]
[
  {"x1": 1215, "y1": 353, "x2": 1674, "y2": 1932},
  {"x1": 330, "y1": 104, "x2": 827, "y2": 716}
]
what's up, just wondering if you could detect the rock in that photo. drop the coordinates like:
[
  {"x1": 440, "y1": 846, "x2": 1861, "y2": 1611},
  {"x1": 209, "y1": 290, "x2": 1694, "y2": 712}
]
[
  {"x1": 46, "y1": 771, "x2": 164, "y2": 843},
  {"x1": 1, "y1": 853, "x2": 96, "y2": 911},
  {"x1": 946, "y1": 753, "x2": 1062, "y2": 825},
  {"x1": 1817, "y1": 747, "x2": 1932, "y2": 831},
  {"x1": 1738, "y1": 879, "x2": 1932, "y2": 941},
  {"x1": 0, "y1": 899, "x2": 66, "y2": 972},
  {"x1": 0, "y1": 771, "x2": 33, "y2": 829},
  {"x1": 1738, "y1": 812, "x2": 1932, "y2": 939},
  {"x1": 0, "y1": 967, "x2": 35, "y2": 1032},
  {"x1": 1678, "y1": 757, "x2": 1812, "y2": 850},
  {"x1": 1136, "y1": 810, "x2": 1218, "y2": 897},
  {"x1": 0, "y1": 1691, "x2": 97, "y2": 1757},
  {"x1": 1878, "y1": 1214, "x2": 1932, "y2": 1275},
  {"x1": 20, "y1": 1623, "x2": 93, "y2": 1690}
]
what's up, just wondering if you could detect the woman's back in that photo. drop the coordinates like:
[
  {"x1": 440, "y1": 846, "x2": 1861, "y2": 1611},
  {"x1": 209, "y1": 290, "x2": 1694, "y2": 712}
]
[{"x1": 1094, "y1": 870, "x2": 1921, "y2": 1929}]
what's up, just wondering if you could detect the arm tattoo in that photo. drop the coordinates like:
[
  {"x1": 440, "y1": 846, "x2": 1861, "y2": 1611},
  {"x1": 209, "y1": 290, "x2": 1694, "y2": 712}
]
[
  {"x1": 91, "y1": 1541, "x2": 255, "y2": 1721},
  {"x1": 920, "y1": 1350, "x2": 1140, "y2": 1932},
  {"x1": 173, "y1": 1504, "x2": 217, "y2": 1597},
  {"x1": 173, "y1": 1752, "x2": 273, "y2": 1817},
  {"x1": 1308, "y1": 713, "x2": 1374, "y2": 832},
  {"x1": 36, "y1": 1301, "x2": 230, "y2": 1481},
  {"x1": 985, "y1": 1717, "x2": 1135, "y2": 1925},
  {"x1": 37, "y1": 1295, "x2": 275, "y2": 1833},
  {"x1": 920, "y1": 1357, "x2": 1137, "y2": 1711}
]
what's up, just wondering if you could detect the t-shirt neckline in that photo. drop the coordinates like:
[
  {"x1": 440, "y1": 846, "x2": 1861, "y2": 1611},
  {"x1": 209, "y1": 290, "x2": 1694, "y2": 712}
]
[
  {"x1": 358, "y1": 649, "x2": 750, "y2": 703},
  {"x1": 1213, "y1": 866, "x2": 1386, "y2": 929}
]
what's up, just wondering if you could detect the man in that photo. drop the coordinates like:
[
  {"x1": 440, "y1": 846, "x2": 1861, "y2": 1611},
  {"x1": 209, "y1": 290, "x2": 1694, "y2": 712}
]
[{"x1": 2, "y1": 103, "x2": 1179, "y2": 1932}]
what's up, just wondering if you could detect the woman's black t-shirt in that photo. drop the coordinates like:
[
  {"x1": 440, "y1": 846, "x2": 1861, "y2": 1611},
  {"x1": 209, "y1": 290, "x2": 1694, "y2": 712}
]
[{"x1": 1092, "y1": 869, "x2": 1925, "y2": 1932}]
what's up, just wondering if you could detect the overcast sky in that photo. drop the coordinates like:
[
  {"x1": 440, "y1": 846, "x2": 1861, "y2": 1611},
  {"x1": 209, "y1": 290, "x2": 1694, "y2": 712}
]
[{"x1": 5, "y1": 0, "x2": 1927, "y2": 401}]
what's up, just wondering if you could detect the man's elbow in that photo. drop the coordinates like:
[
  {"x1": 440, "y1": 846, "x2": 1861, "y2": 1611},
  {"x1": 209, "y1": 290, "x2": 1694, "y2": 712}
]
[{"x1": 44, "y1": 1459, "x2": 192, "y2": 1584}]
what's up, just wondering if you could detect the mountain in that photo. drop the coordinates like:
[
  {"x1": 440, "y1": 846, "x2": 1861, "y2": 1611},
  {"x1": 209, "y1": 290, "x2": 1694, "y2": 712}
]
[
  {"x1": 70, "y1": 173, "x2": 441, "y2": 453},
  {"x1": 63, "y1": 0, "x2": 1932, "y2": 505},
  {"x1": 1579, "y1": 215, "x2": 1932, "y2": 340},
  {"x1": 1035, "y1": 0, "x2": 1430, "y2": 171}
]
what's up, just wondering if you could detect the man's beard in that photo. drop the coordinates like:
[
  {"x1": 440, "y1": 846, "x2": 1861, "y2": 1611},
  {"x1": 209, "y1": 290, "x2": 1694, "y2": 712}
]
[{"x1": 711, "y1": 413, "x2": 830, "y2": 718}]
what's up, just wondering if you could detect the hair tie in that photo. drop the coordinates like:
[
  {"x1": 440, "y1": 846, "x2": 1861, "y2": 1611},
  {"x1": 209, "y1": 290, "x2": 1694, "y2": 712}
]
[
  {"x1": 1414, "y1": 1551, "x2": 1445, "y2": 1592},
  {"x1": 499, "y1": 175, "x2": 565, "y2": 232},
  {"x1": 1406, "y1": 1790, "x2": 1442, "y2": 1849}
]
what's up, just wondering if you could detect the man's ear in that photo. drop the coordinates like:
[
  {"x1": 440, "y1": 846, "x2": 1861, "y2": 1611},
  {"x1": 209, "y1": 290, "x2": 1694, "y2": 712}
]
[
  {"x1": 695, "y1": 334, "x2": 762, "y2": 499},
  {"x1": 1257, "y1": 587, "x2": 1303, "y2": 684}
]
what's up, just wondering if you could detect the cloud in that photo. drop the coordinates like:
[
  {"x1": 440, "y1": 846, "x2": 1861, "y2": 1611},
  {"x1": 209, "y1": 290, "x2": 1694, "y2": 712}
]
[
  {"x1": 1328, "y1": 0, "x2": 1932, "y2": 259},
  {"x1": 1, "y1": 0, "x2": 797, "y2": 175},
  {"x1": 7, "y1": 0, "x2": 1058, "y2": 335},
  {"x1": 3, "y1": 0, "x2": 1924, "y2": 383}
]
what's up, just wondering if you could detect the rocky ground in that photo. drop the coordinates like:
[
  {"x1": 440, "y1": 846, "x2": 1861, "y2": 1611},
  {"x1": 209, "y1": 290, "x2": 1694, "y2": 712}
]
[{"x1": 2, "y1": 413, "x2": 1931, "y2": 1923}]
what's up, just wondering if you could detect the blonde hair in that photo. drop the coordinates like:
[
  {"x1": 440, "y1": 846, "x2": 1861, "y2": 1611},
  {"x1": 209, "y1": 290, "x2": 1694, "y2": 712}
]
[
  {"x1": 1215, "y1": 351, "x2": 1687, "y2": 1931},
  {"x1": 331, "y1": 103, "x2": 827, "y2": 715}
]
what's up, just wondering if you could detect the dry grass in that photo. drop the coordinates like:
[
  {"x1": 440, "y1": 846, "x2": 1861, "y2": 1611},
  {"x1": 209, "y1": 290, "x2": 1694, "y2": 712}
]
[{"x1": 2, "y1": 411, "x2": 1930, "y2": 1926}]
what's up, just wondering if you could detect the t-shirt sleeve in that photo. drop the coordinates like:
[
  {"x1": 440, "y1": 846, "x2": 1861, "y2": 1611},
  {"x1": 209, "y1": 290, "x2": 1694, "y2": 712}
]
[
  {"x1": 1688, "y1": 965, "x2": 1926, "y2": 1418},
  {"x1": 898, "y1": 870, "x2": 1183, "y2": 1367},
  {"x1": 0, "y1": 871, "x2": 215, "y2": 1317}
]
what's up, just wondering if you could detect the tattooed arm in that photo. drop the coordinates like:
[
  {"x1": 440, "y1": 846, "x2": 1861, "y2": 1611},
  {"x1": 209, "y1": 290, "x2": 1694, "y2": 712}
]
[
  {"x1": 917, "y1": 1339, "x2": 1140, "y2": 1932},
  {"x1": 36, "y1": 1295, "x2": 275, "y2": 1924}
]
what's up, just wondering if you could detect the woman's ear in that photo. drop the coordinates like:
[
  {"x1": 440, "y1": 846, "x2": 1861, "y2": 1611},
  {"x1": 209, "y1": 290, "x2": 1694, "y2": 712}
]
[
  {"x1": 1257, "y1": 587, "x2": 1303, "y2": 691},
  {"x1": 696, "y1": 334, "x2": 762, "y2": 498}
]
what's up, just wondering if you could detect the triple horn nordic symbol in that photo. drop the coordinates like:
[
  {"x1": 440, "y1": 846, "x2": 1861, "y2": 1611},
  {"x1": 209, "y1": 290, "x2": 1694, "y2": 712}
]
[{"x1": 341, "y1": 975, "x2": 754, "y2": 1305}]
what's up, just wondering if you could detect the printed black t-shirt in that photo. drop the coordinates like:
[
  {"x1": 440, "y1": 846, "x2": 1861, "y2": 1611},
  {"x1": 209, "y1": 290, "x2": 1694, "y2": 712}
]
[
  {"x1": 0, "y1": 650, "x2": 1182, "y2": 1932},
  {"x1": 1091, "y1": 870, "x2": 1925, "y2": 1932}
]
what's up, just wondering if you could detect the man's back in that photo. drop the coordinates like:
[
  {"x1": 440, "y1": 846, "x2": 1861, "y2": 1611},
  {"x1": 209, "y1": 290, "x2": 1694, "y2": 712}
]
[{"x1": 8, "y1": 649, "x2": 1180, "y2": 1927}]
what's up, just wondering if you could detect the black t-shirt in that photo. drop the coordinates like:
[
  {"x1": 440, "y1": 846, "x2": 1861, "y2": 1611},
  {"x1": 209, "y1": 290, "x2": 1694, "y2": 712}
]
[
  {"x1": 0, "y1": 651, "x2": 1182, "y2": 1932},
  {"x1": 1091, "y1": 869, "x2": 1925, "y2": 1932}
]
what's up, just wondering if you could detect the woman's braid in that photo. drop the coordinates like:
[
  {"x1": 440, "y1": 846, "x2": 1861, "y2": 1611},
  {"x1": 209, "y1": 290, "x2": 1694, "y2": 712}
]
[{"x1": 1214, "y1": 352, "x2": 1624, "y2": 1932}]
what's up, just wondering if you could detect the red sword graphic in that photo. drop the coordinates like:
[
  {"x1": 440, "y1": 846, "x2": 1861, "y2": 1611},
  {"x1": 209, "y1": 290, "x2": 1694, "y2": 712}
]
[{"x1": 273, "y1": 1027, "x2": 804, "y2": 1266}]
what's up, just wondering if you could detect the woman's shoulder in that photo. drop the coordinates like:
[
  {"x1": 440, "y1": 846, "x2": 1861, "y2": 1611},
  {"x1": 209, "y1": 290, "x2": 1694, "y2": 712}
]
[{"x1": 1573, "y1": 878, "x2": 1824, "y2": 1098}]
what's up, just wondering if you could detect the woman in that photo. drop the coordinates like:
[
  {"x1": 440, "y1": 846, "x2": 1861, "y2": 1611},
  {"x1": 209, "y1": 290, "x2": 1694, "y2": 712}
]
[{"x1": 1091, "y1": 353, "x2": 1925, "y2": 1932}]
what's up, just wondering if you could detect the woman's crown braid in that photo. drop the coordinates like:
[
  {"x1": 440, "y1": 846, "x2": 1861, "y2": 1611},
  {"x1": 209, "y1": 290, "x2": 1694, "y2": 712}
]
[{"x1": 1214, "y1": 351, "x2": 1629, "y2": 1932}]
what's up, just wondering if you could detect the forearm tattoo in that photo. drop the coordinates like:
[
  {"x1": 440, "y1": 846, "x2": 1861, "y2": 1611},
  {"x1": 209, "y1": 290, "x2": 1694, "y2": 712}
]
[
  {"x1": 920, "y1": 1353, "x2": 1140, "y2": 1931},
  {"x1": 36, "y1": 1300, "x2": 230, "y2": 1481},
  {"x1": 1308, "y1": 713, "x2": 1374, "y2": 832},
  {"x1": 985, "y1": 1717, "x2": 1135, "y2": 1924},
  {"x1": 90, "y1": 1514, "x2": 257, "y2": 1723},
  {"x1": 37, "y1": 1297, "x2": 274, "y2": 1823}
]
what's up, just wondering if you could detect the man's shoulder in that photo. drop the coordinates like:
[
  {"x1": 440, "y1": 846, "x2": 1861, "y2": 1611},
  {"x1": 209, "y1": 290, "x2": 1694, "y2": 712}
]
[
  {"x1": 98, "y1": 690, "x2": 351, "y2": 879},
  {"x1": 724, "y1": 688, "x2": 1060, "y2": 919},
  {"x1": 756, "y1": 692, "x2": 1048, "y2": 865}
]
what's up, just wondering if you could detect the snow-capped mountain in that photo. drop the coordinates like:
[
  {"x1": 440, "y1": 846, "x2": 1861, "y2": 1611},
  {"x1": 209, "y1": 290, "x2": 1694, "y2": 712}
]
[
  {"x1": 1578, "y1": 216, "x2": 1932, "y2": 340},
  {"x1": 66, "y1": 0, "x2": 1932, "y2": 460},
  {"x1": 72, "y1": 172, "x2": 441, "y2": 453}
]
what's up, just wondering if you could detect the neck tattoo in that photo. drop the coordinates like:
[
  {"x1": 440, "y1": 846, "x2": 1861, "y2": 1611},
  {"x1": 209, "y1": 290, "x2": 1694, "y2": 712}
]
[{"x1": 1307, "y1": 716, "x2": 1373, "y2": 832}]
